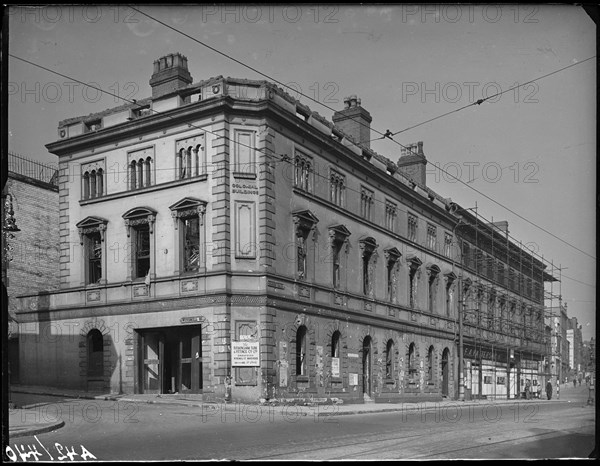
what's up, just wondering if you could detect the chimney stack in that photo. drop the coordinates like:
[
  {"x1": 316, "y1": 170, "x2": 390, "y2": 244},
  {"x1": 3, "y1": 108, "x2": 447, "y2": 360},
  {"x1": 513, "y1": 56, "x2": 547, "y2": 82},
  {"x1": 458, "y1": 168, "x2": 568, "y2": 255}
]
[
  {"x1": 489, "y1": 221, "x2": 510, "y2": 238},
  {"x1": 332, "y1": 95, "x2": 372, "y2": 148},
  {"x1": 397, "y1": 141, "x2": 427, "y2": 186},
  {"x1": 149, "y1": 53, "x2": 193, "y2": 99}
]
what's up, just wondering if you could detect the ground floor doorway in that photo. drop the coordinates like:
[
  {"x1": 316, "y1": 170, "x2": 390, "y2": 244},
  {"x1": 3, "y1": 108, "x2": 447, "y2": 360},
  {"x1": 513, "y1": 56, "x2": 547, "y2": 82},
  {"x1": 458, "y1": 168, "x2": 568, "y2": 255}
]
[{"x1": 137, "y1": 325, "x2": 203, "y2": 394}]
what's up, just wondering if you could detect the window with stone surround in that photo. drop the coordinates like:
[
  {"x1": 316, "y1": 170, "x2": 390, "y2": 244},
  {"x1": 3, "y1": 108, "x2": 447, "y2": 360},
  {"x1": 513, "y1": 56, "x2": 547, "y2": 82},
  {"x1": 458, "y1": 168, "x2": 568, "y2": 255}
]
[
  {"x1": 329, "y1": 225, "x2": 350, "y2": 290},
  {"x1": 408, "y1": 213, "x2": 418, "y2": 242},
  {"x1": 360, "y1": 186, "x2": 374, "y2": 221},
  {"x1": 81, "y1": 160, "x2": 105, "y2": 200},
  {"x1": 385, "y1": 340, "x2": 395, "y2": 379},
  {"x1": 128, "y1": 147, "x2": 154, "y2": 190},
  {"x1": 76, "y1": 216, "x2": 108, "y2": 285},
  {"x1": 443, "y1": 232, "x2": 453, "y2": 258},
  {"x1": 123, "y1": 207, "x2": 156, "y2": 280},
  {"x1": 408, "y1": 342, "x2": 417, "y2": 378},
  {"x1": 331, "y1": 331, "x2": 341, "y2": 378},
  {"x1": 427, "y1": 345, "x2": 434, "y2": 382},
  {"x1": 426, "y1": 263, "x2": 440, "y2": 313},
  {"x1": 296, "y1": 326, "x2": 308, "y2": 377},
  {"x1": 175, "y1": 134, "x2": 206, "y2": 180},
  {"x1": 170, "y1": 198, "x2": 207, "y2": 274},
  {"x1": 407, "y1": 256, "x2": 422, "y2": 308},
  {"x1": 385, "y1": 200, "x2": 397, "y2": 232},
  {"x1": 426, "y1": 223, "x2": 437, "y2": 251},
  {"x1": 330, "y1": 169, "x2": 345, "y2": 208},
  {"x1": 385, "y1": 248, "x2": 401, "y2": 303},
  {"x1": 292, "y1": 210, "x2": 319, "y2": 281},
  {"x1": 294, "y1": 152, "x2": 312, "y2": 192},
  {"x1": 359, "y1": 237, "x2": 377, "y2": 298},
  {"x1": 444, "y1": 272, "x2": 456, "y2": 317},
  {"x1": 233, "y1": 129, "x2": 256, "y2": 178}
]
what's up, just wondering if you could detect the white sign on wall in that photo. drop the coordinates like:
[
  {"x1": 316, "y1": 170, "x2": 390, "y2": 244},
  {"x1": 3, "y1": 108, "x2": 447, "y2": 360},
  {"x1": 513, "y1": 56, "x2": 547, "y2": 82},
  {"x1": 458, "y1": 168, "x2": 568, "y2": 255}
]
[
  {"x1": 331, "y1": 357, "x2": 340, "y2": 378},
  {"x1": 232, "y1": 341, "x2": 260, "y2": 367},
  {"x1": 350, "y1": 373, "x2": 359, "y2": 386}
]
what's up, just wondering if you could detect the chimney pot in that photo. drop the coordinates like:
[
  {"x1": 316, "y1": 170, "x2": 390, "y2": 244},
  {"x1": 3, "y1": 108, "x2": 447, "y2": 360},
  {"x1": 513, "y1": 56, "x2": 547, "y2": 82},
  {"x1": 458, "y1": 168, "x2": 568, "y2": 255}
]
[
  {"x1": 333, "y1": 95, "x2": 372, "y2": 148},
  {"x1": 150, "y1": 53, "x2": 193, "y2": 99}
]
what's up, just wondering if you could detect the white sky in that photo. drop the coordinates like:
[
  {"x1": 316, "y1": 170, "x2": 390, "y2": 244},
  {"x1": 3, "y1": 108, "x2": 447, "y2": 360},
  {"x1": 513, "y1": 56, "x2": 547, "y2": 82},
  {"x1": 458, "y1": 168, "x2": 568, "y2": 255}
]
[{"x1": 7, "y1": 4, "x2": 596, "y2": 340}]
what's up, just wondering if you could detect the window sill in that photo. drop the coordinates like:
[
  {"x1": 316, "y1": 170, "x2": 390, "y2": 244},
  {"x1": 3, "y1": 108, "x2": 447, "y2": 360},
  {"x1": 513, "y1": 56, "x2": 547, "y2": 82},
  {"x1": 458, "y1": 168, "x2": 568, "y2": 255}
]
[
  {"x1": 296, "y1": 376, "x2": 309, "y2": 383},
  {"x1": 233, "y1": 172, "x2": 257, "y2": 180},
  {"x1": 79, "y1": 174, "x2": 208, "y2": 205}
]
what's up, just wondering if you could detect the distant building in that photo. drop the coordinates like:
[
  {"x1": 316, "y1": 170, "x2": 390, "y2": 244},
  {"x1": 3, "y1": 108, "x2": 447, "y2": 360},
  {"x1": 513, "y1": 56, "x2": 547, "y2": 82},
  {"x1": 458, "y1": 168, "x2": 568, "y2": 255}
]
[
  {"x1": 545, "y1": 303, "x2": 570, "y2": 383},
  {"x1": 566, "y1": 316, "x2": 583, "y2": 379},
  {"x1": 16, "y1": 53, "x2": 556, "y2": 402},
  {"x1": 4, "y1": 152, "x2": 60, "y2": 383}
]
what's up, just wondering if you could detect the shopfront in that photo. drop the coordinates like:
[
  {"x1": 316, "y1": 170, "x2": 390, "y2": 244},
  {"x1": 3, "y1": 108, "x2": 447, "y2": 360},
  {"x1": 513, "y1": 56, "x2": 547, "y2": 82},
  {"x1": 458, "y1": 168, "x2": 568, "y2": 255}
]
[
  {"x1": 464, "y1": 344, "x2": 510, "y2": 400},
  {"x1": 136, "y1": 325, "x2": 203, "y2": 394}
]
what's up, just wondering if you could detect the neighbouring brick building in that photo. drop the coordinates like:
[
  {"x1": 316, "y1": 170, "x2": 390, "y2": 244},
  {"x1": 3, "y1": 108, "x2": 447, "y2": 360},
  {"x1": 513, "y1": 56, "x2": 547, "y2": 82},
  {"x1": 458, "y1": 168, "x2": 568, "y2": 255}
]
[
  {"x1": 5, "y1": 152, "x2": 60, "y2": 383},
  {"x1": 16, "y1": 53, "x2": 556, "y2": 402}
]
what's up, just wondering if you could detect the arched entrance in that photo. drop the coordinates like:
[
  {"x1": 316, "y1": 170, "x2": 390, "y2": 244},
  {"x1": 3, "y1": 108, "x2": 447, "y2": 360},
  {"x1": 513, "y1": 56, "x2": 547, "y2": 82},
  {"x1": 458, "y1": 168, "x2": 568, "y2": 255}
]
[
  {"x1": 87, "y1": 329, "x2": 104, "y2": 382},
  {"x1": 441, "y1": 347, "x2": 450, "y2": 397},
  {"x1": 362, "y1": 336, "x2": 372, "y2": 397}
]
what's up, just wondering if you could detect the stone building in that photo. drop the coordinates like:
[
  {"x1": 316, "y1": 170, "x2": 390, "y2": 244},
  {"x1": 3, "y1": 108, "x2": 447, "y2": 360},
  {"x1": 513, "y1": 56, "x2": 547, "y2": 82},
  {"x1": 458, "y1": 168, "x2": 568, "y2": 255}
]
[
  {"x1": 16, "y1": 53, "x2": 554, "y2": 402},
  {"x1": 4, "y1": 152, "x2": 60, "y2": 383},
  {"x1": 567, "y1": 316, "x2": 583, "y2": 380},
  {"x1": 545, "y1": 303, "x2": 571, "y2": 384}
]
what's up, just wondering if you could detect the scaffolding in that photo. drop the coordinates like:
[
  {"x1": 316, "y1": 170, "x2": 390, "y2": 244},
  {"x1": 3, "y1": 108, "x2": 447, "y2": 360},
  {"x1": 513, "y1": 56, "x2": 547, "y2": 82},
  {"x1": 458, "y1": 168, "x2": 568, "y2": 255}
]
[{"x1": 453, "y1": 203, "x2": 562, "y2": 401}]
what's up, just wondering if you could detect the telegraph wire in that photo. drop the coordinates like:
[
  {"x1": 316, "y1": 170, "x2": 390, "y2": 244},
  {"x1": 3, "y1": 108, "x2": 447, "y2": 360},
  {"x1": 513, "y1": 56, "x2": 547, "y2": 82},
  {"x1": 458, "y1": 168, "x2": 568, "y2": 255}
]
[
  {"x1": 377, "y1": 55, "x2": 597, "y2": 140},
  {"x1": 9, "y1": 54, "x2": 595, "y2": 289},
  {"x1": 126, "y1": 6, "x2": 596, "y2": 262}
]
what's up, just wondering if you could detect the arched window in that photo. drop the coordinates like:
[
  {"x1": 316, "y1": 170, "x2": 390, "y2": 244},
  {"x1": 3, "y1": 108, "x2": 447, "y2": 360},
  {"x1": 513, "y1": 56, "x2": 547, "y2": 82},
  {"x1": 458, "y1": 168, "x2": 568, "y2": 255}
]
[
  {"x1": 137, "y1": 158, "x2": 144, "y2": 189},
  {"x1": 97, "y1": 168, "x2": 104, "y2": 197},
  {"x1": 194, "y1": 145, "x2": 201, "y2": 176},
  {"x1": 408, "y1": 342, "x2": 416, "y2": 377},
  {"x1": 87, "y1": 329, "x2": 104, "y2": 377},
  {"x1": 296, "y1": 326, "x2": 307, "y2": 376},
  {"x1": 331, "y1": 331, "x2": 341, "y2": 378},
  {"x1": 385, "y1": 340, "x2": 394, "y2": 379},
  {"x1": 186, "y1": 147, "x2": 192, "y2": 178},
  {"x1": 177, "y1": 148, "x2": 185, "y2": 179},
  {"x1": 90, "y1": 170, "x2": 97, "y2": 198},
  {"x1": 331, "y1": 331, "x2": 340, "y2": 358},
  {"x1": 130, "y1": 161, "x2": 137, "y2": 190},
  {"x1": 145, "y1": 157, "x2": 152, "y2": 187},
  {"x1": 83, "y1": 172, "x2": 90, "y2": 200},
  {"x1": 427, "y1": 345, "x2": 435, "y2": 382}
]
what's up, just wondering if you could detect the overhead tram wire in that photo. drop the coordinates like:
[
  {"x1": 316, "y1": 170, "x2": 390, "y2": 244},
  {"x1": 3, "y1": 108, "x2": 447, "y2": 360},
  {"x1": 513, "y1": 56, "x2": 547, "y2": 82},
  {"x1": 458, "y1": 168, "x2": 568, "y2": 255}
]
[
  {"x1": 126, "y1": 6, "x2": 596, "y2": 262},
  {"x1": 372, "y1": 55, "x2": 597, "y2": 141},
  {"x1": 8, "y1": 54, "x2": 286, "y2": 175},
  {"x1": 10, "y1": 54, "x2": 595, "y2": 288}
]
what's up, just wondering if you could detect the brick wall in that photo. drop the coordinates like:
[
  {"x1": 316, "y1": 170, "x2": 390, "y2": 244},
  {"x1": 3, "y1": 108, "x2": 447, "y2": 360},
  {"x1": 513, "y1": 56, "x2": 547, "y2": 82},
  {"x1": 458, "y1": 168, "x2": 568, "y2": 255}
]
[{"x1": 6, "y1": 175, "x2": 60, "y2": 315}]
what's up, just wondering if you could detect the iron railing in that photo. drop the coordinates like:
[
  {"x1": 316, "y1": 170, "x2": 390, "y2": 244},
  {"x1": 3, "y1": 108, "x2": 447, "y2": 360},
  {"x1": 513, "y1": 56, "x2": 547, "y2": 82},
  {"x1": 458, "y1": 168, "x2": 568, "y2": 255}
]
[{"x1": 7, "y1": 152, "x2": 58, "y2": 186}]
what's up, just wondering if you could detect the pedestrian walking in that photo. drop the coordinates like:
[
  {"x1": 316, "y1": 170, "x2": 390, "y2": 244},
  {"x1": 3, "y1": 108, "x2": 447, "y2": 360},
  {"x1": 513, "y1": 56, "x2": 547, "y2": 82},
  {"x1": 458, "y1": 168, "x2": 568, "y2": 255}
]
[
  {"x1": 546, "y1": 380, "x2": 553, "y2": 400},
  {"x1": 525, "y1": 379, "x2": 531, "y2": 400},
  {"x1": 574, "y1": 378, "x2": 577, "y2": 387}
]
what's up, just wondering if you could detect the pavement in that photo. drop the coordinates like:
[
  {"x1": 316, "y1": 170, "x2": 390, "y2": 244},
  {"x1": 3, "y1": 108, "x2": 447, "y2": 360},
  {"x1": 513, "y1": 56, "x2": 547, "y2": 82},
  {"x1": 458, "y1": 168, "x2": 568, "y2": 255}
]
[{"x1": 8, "y1": 382, "x2": 596, "y2": 439}]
